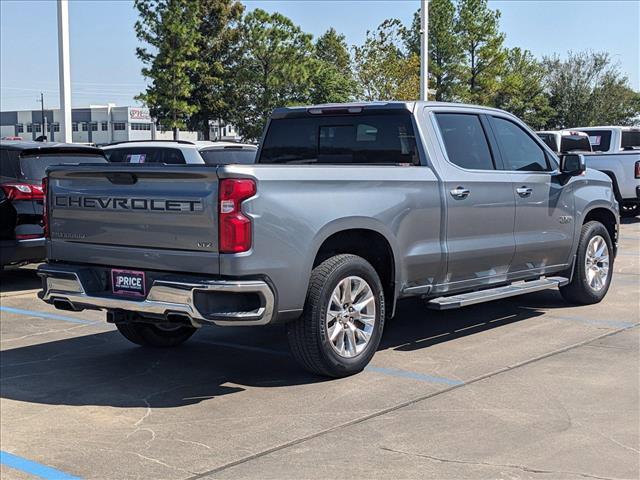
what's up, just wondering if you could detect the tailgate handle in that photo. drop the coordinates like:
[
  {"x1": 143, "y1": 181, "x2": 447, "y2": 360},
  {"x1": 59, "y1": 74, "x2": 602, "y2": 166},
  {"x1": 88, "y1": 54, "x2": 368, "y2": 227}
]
[{"x1": 106, "y1": 173, "x2": 137, "y2": 185}]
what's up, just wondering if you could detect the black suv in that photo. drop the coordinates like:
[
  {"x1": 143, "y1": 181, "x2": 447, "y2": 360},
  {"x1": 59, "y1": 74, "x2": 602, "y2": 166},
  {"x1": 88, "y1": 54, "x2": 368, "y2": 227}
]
[{"x1": 0, "y1": 141, "x2": 107, "y2": 267}]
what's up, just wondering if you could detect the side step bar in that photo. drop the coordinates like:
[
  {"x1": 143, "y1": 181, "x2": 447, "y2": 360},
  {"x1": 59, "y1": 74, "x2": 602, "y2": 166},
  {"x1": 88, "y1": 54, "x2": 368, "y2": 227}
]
[{"x1": 427, "y1": 277, "x2": 569, "y2": 310}]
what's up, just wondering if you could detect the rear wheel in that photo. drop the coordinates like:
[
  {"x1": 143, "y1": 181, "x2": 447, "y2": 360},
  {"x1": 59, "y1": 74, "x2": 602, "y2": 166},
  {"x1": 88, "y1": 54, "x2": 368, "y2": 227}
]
[
  {"x1": 287, "y1": 254, "x2": 385, "y2": 377},
  {"x1": 116, "y1": 322, "x2": 197, "y2": 347},
  {"x1": 559, "y1": 221, "x2": 613, "y2": 305}
]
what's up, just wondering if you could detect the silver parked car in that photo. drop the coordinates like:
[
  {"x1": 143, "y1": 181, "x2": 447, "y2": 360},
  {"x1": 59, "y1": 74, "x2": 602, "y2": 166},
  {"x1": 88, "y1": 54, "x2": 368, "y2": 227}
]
[{"x1": 39, "y1": 102, "x2": 618, "y2": 377}]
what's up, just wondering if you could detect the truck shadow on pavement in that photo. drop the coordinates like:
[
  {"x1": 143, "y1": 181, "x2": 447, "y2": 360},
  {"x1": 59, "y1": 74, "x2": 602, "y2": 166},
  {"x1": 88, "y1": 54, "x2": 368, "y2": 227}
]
[
  {"x1": 0, "y1": 288, "x2": 570, "y2": 409},
  {"x1": 0, "y1": 266, "x2": 42, "y2": 293}
]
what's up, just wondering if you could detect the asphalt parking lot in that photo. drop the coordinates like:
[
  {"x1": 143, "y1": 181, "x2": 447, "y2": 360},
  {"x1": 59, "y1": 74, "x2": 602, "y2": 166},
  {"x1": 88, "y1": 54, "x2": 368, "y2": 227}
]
[{"x1": 1, "y1": 219, "x2": 638, "y2": 480}]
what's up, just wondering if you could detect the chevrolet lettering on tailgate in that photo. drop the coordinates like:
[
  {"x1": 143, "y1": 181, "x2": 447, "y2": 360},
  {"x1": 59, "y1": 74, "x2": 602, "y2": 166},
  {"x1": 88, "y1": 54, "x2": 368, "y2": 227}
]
[{"x1": 54, "y1": 195, "x2": 204, "y2": 212}]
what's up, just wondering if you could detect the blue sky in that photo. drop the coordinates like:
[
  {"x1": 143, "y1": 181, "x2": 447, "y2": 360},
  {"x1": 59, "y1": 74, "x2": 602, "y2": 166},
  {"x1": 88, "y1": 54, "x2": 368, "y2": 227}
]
[{"x1": 1, "y1": 0, "x2": 638, "y2": 111}]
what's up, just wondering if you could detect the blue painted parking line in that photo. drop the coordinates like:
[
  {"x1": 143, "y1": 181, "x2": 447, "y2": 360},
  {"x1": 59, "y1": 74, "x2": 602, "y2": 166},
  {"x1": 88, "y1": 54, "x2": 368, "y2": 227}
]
[
  {"x1": 0, "y1": 451, "x2": 82, "y2": 480},
  {"x1": 365, "y1": 366, "x2": 464, "y2": 386},
  {"x1": 0, "y1": 306, "x2": 96, "y2": 325}
]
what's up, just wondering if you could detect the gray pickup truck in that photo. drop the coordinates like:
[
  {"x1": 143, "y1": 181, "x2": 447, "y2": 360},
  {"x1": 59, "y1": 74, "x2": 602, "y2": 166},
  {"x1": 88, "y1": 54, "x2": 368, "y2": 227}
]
[{"x1": 38, "y1": 102, "x2": 619, "y2": 377}]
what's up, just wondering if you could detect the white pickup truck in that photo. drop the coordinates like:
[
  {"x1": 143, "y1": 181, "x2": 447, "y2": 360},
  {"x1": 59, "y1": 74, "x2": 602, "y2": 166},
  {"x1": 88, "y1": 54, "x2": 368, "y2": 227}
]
[
  {"x1": 537, "y1": 130, "x2": 592, "y2": 154},
  {"x1": 573, "y1": 127, "x2": 640, "y2": 217}
]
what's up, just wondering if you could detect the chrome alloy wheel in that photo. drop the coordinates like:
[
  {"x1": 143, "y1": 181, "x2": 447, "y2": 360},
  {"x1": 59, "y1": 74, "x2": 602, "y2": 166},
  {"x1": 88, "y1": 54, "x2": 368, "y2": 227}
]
[
  {"x1": 326, "y1": 276, "x2": 376, "y2": 358},
  {"x1": 584, "y1": 235, "x2": 610, "y2": 292}
]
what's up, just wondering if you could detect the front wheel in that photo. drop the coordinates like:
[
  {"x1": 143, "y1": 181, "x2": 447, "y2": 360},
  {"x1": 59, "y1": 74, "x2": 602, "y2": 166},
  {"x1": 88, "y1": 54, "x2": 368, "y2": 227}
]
[
  {"x1": 287, "y1": 254, "x2": 385, "y2": 377},
  {"x1": 559, "y1": 221, "x2": 613, "y2": 305},
  {"x1": 116, "y1": 322, "x2": 197, "y2": 347}
]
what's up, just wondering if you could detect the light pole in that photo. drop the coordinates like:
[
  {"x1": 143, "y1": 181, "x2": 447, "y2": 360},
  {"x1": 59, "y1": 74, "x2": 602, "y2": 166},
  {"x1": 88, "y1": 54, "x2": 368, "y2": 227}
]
[
  {"x1": 420, "y1": 0, "x2": 429, "y2": 101},
  {"x1": 38, "y1": 93, "x2": 46, "y2": 141},
  {"x1": 57, "y1": 0, "x2": 72, "y2": 142}
]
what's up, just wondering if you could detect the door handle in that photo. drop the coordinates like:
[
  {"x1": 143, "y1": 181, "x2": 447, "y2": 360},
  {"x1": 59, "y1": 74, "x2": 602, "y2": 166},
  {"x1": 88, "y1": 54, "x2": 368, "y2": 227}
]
[
  {"x1": 516, "y1": 186, "x2": 532, "y2": 197},
  {"x1": 450, "y1": 186, "x2": 470, "y2": 199}
]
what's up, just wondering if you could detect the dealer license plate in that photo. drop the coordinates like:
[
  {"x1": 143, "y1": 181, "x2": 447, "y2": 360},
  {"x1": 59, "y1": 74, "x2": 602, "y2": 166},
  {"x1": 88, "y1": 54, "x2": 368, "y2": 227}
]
[{"x1": 111, "y1": 269, "x2": 146, "y2": 297}]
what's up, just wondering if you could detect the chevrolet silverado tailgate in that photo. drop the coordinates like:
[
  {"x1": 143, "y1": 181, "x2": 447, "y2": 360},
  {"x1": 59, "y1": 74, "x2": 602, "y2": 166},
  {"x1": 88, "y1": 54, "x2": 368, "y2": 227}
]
[{"x1": 47, "y1": 164, "x2": 220, "y2": 274}]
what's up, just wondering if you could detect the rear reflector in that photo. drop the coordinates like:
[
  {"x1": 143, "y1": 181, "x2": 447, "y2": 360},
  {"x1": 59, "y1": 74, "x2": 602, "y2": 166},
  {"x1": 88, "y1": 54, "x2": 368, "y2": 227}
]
[
  {"x1": 635, "y1": 161, "x2": 640, "y2": 179},
  {"x1": 219, "y1": 179, "x2": 256, "y2": 253},
  {"x1": 1, "y1": 183, "x2": 44, "y2": 201}
]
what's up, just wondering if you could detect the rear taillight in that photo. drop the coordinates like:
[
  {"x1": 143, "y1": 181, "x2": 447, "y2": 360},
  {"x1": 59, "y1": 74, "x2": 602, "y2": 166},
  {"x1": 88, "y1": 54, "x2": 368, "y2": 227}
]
[
  {"x1": 42, "y1": 177, "x2": 49, "y2": 238},
  {"x1": 218, "y1": 178, "x2": 256, "y2": 253},
  {"x1": 635, "y1": 161, "x2": 640, "y2": 179},
  {"x1": 0, "y1": 183, "x2": 44, "y2": 201}
]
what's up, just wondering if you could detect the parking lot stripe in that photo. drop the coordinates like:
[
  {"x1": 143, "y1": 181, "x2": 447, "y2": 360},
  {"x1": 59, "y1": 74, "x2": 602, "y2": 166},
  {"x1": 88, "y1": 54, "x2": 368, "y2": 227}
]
[
  {"x1": 0, "y1": 451, "x2": 82, "y2": 480},
  {"x1": 549, "y1": 315, "x2": 637, "y2": 329},
  {"x1": 365, "y1": 366, "x2": 464, "y2": 386},
  {"x1": 197, "y1": 339, "x2": 290, "y2": 357},
  {"x1": 0, "y1": 306, "x2": 96, "y2": 325},
  {"x1": 187, "y1": 325, "x2": 636, "y2": 480}
]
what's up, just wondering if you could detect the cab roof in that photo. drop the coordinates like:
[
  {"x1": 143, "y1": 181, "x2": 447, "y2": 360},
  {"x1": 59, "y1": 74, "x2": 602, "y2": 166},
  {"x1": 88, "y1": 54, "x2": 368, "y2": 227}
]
[{"x1": 271, "y1": 101, "x2": 511, "y2": 119}]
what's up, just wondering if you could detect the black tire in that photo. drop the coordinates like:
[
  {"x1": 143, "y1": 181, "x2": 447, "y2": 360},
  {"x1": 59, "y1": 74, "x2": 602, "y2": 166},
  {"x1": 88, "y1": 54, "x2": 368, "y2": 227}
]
[
  {"x1": 287, "y1": 254, "x2": 385, "y2": 378},
  {"x1": 559, "y1": 221, "x2": 613, "y2": 305},
  {"x1": 116, "y1": 322, "x2": 197, "y2": 347},
  {"x1": 620, "y1": 203, "x2": 639, "y2": 218}
]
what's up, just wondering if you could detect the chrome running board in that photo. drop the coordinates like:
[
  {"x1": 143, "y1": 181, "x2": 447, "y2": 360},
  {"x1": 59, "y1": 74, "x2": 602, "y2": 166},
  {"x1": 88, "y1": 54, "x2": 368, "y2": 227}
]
[{"x1": 427, "y1": 277, "x2": 569, "y2": 310}]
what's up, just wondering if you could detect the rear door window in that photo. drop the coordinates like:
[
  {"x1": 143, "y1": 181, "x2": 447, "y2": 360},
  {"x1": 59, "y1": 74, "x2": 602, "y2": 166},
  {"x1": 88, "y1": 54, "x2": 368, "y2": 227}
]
[
  {"x1": 259, "y1": 113, "x2": 419, "y2": 165},
  {"x1": 435, "y1": 113, "x2": 495, "y2": 170},
  {"x1": 491, "y1": 117, "x2": 550, "y2": 172},
  {"x1": 104, "y1": 147, "x2": 185, "y2": 164}
]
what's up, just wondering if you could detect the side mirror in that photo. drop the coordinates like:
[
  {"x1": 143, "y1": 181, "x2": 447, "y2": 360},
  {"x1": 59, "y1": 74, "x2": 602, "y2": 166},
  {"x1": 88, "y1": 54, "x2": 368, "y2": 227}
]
[{"x1": 560, "y1": 153, "x2": 586, "y2": 176}]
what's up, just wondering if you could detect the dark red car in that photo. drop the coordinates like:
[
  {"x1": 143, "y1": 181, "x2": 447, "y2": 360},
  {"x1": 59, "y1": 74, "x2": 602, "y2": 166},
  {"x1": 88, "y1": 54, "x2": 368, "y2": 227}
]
[{"x1": 0, "y1": 141, "x2": 107, "y2": 267}]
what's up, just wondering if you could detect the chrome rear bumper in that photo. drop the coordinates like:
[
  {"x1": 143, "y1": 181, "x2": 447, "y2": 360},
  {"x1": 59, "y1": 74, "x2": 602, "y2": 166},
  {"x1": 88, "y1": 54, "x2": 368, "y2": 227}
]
[{"x1": 38, "y1": 265, "x2": 275, "y2": 326}]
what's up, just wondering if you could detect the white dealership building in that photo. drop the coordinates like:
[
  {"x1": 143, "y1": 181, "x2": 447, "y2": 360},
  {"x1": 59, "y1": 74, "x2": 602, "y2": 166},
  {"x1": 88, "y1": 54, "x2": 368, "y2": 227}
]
[{"x1": 0, "y1": 105, "x2": 199, "y2": 144}]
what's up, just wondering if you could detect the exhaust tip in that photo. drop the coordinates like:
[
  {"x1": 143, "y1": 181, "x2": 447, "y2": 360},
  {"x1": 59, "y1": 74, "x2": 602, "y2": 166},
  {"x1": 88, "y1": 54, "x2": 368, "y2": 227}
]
[
  {"x1": 52, "y1": 298, "x2": 80, "y2": 312},
  {"x1": 166, "y1": 312, "x2": 201, "y2": 328}
]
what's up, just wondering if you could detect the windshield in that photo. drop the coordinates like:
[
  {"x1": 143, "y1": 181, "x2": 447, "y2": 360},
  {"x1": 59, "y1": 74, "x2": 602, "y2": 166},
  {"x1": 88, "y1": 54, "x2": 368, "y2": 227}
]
[
  {"x1": 19, "y1": 153, "x2": 106, "y2": 180},
  {"x1": 199, "y1": 148, "x2": 256, "y2": 165}
]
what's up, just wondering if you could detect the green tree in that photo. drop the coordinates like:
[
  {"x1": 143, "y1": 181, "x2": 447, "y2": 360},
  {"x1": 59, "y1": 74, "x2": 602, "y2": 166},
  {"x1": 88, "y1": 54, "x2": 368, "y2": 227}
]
[
  {"x1": 544, "y1": 51, "x2": 640, "y2": 128},
  {"x1": 353, "y1": 19, "x2": 419, "y2": 101},
  {"x1": 493, "y1": 48, "x2": 552, "y2": 129},
  {"x1": 134, "y1": 0, "x2": 202, "y2": 139},
  {"x1": 187, "y1": 0, "x2": 244, "y2": 139},
  {"x1": 308, "y1": 28, "x2": 357, "y2": 104},
  {"x1": 455, "y1": 0, "x2": 506, "y2": 104},
  {"x1": 229, "y1": 9, "x2": 315, "y2": 140},
  {"x1": 315, "y1": 28, "x2": 351, "y2": 72},
  {"x1": 404, "y1": 0, "x2": 462, "y2": 101}
]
